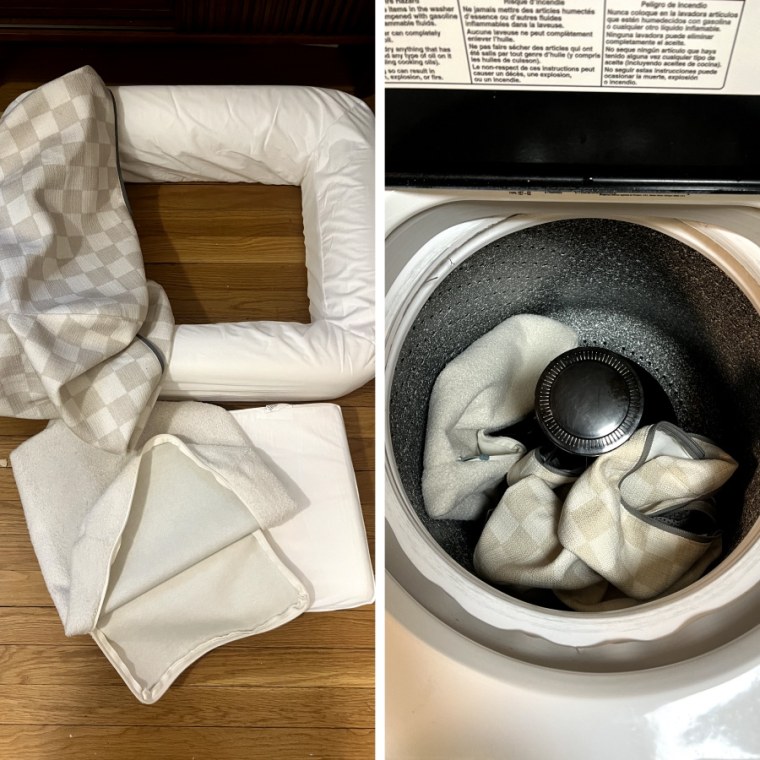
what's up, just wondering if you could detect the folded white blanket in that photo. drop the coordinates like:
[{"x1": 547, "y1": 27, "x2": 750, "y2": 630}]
[
  {"x1": 422, "y1": 314, "x2": 579, "y2": 520},
  {"x1": 475, "y1": 422, "x2": 737, "y2": 609},
  {"x1": 0, "y1": 66, "x2": 173, "y2": 452},
  {"x1": 11, "y1": 400, "x2": 308, "y2": 703}
]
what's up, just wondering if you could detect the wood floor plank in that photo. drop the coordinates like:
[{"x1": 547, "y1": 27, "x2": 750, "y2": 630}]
[
  {"x1": 151, "y1": 292, "x2": 312, "y2": 325},
  {"x1": 0, "y1": 538, "x2": 39, "y2": 564},
  {"x1": 0, "y1": 685, "x2": 374, "y2": 728},
  {"x1": 0, "y1": 645, "x2": 373, "y2": 688},
  {"x1": 0, "y1": 418, "x2": 46, "y2": 437},
  {"x1": 0, "y1": 725, "x2": 374, "y2": 760},
  {"x1": 0, "y1": 574, "x2": 49, "y2": 607},
  {"x1": 127, "y1": 181, "x2": 302, "y2": 212},
  {"x1": 348, "y1": 435, "x2": 373, "y2": 472},
  {"x1": 0, "y1": 437, "x2": 34, "y2": 460},
  {"x1": 334, "y1": 380, "x2": 375, "y2": 408},
  {"x1": 0, "y1": 503, "x2": 27, "y2": 535},
  {"x1": 140, "y1": 234, "x2": 307, "y2": 264},
  {"x1": 356, "y1": 469, "x2": 374, "y2": 496},
  {"x1": 0, "y1": 608, "x2": 63, "y2": 642},
  {"x1": 0, "y1": 471, "x2": 22, "y2": 501},
  {"x1": 341, "y1": 407, "x2": 375, "y2": 440},
  {"x1": 147, "y1": 262, "x2": 308, "y2": 290},
  {"x1": 127, "y1": 183, "x2": 303, "y2": 236},
  {"x1": 181, "y1": 646, "x2": 375, "y2": 688},
  {"x1": 146, "y1": 263, "x2": 310, "y2": 324}
]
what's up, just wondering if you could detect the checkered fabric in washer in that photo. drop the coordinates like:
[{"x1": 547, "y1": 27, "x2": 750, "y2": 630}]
[{"x1": 475, "y1": 423, "x2": 737, "y2": 610}]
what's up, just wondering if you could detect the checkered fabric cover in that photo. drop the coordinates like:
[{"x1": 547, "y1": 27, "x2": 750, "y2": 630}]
[
  {"x1": 474, "y1": 423, "x2": 737, "y2": 610},
  {"x1": 0, "y1": 66, "x2": 173, "y2": 452},
  {"x1": 421, "y1": 314, "x2": 579, "y2": 520}
]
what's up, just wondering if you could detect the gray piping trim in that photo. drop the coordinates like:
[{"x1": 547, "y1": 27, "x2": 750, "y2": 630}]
[
  {"x1": 136, "y1": 334, "x2": 166, "y2": 373},
  {"x1": 108, "y1": 88, "x2": 133, "y2": 216},
  {"x1": 620, "y1": 422, "x2": 721, "y2": 543}
]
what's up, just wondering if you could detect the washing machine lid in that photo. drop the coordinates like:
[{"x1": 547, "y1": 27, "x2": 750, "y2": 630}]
[{"x1": 386, "y1": 89, "x2": 760, "y2": 194}]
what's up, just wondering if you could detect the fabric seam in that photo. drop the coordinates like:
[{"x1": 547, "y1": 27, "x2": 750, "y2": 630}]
[{"x1": 618, "y1": 423, "x2": 720, "y2": 543}]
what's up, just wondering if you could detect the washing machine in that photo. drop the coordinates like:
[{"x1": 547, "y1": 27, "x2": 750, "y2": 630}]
[{"x1": 385, "y1": 1, "x2": 760, "y2": 756}]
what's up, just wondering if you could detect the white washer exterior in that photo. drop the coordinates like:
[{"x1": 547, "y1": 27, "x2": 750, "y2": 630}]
[
  {"x1": 387, "y1": 575, "x2": 760, "y2": 759},
  {"x1": 386, "y1": 188, "x2": 760, "y2": 758}
]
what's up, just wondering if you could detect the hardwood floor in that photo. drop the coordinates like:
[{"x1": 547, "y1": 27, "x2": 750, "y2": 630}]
[{"x1": 0, "y1": 181, "x2": 375, "y2": 755}]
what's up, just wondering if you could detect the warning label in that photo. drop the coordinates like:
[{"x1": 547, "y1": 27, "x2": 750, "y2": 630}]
[
  {"x1": 384, "y1": 0, "x2": 745, "y2": 89},
  {"x1": 463, "y1": 1, "x2": 601, "y2": 85},
  {"x1": 385, "y1": 2, "x2": 469, "y2": 83}
]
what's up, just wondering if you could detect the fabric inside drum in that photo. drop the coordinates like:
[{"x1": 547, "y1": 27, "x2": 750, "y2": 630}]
[{"x1": 389, "y1": 218, "x2": 760, "y2": 586}]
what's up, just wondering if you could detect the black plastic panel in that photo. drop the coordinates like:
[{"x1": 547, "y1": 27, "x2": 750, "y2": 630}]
[{"x1": 386, "y1": 89, "x2": 760, "y2": 193}]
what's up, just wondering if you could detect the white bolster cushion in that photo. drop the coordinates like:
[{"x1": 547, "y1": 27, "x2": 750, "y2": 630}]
[{"x1": 112, "y1": 84, "x2": 375, "y2": 401}]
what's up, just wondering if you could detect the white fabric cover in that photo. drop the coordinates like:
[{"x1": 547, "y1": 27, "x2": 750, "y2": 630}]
[
  {"x1": 111, "y1": 84, "x2": 375, "y2": 401},
  {"x1": 11, "y1": 399, "x2": 373, "y2": 701},
  {"x1": 11, "y1": 401, "x2": 309, "y2": 703},
  {"x1": 422, "y1": 314, "x2": 579, "y2": 520},
  {"x1": 232, "y1": 403, "x2": 375, "y2": 611}
]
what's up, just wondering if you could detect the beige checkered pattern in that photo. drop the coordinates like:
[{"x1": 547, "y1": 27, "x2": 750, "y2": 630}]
[
  {"x1": 475, "y1": 424, "x2": 737, "y2": 609},
  {"x1": 474, "y1": 475, "x2": 601, "y2": 590},
  {"x1": 0, "y1": 67, "x2": 173, "y2": 452}
]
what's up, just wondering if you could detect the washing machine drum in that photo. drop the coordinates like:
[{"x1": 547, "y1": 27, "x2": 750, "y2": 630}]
[{"x1": 389, "y1": 218, "x2": 760, "y2": 607}]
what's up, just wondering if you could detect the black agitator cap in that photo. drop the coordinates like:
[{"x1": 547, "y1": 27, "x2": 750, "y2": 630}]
[{"x1": 535, "y1": 347, "x2": 644, "y2": 457}]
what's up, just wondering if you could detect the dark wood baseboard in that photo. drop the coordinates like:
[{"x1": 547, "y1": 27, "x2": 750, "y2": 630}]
[{"x1": 0, "y1": 39, "x2": 374, "y2": 98}]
